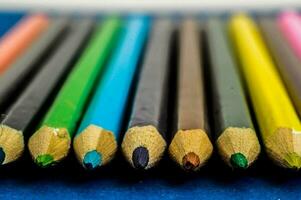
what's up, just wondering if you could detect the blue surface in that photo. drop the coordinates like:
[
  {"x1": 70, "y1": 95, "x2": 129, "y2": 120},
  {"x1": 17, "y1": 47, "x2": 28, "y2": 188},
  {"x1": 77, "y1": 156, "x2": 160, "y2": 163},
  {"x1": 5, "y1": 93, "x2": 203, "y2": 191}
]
[
  {"x1": 77, "y1": 15, "x2": 150, "y2": 139},
  {"x1": 0, "y1": 12, "x2": 23, "y2": 38},
  {"x1": 2, "y1": 151, "x2": 301, "y2": 200}
]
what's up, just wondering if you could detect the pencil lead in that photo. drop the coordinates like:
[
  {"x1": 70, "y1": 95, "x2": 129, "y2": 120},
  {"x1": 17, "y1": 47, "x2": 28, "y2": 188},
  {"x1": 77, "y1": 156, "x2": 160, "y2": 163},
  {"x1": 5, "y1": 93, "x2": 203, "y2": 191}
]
[
  {"x1": 132, "y1": 146, "x2": 149, "y2": 169},
  {"x1": 0, "y1": 148, "x2": 5, "y2": 164},
  {"x1": 83, "y1": 150, "x2": 102, "y2": 170},
  {"x1": 182, "y1": 152, "x2": 200, "y2": 171},
  {"x1": 230, "y1": 153, "x2": 248, "y2": 169},
  {"x1": 216, "y1": 128, "x2": 260, "y2": 169},
  {"x1": 284, "y1": 153, "x2": 301, "y2": 170},
  {"x1": 35, "y1": 154, "x2": 54, "y2": 167}
]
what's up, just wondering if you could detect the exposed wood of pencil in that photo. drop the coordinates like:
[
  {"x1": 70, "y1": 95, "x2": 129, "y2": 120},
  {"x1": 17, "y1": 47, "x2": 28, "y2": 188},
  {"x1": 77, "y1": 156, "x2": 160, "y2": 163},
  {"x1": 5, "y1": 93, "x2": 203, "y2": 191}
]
[
  {"x1": 168, "y1": 19, "x2": 213, "y2": 171},
  {"x1": 26, "y1": 19, "x2": 95, "y2": 167},
  {"x1": 74, "y1": 16, "x2": 148, "y2": 170},
  {"x1": 229, "y1": 14, "x2": 301, "y2": 169},
  {"x1": 28, "y1": 126, "x2": 70, "y2": 167},
  {"x1": 206, "y1": 18, "x2": 260, "y2": 169},
  {"x1": 121, "y1": 19, "x2": 173, "y2": 170},
  {"x1": 259, "y1": 18, "x2": 301, "y2": 118},
  {"x1": 30, "y1": 17, "x2": 121, "y2": 168},
  {"x1": 73, "y1": 125, "x2": 117, "y2": 170},
  {"x1": 1, "y1": 20, "x2": 92, "y2": 166},
  {"x1": 0, "y1": 18, "x2": 68, "y2": 111}
]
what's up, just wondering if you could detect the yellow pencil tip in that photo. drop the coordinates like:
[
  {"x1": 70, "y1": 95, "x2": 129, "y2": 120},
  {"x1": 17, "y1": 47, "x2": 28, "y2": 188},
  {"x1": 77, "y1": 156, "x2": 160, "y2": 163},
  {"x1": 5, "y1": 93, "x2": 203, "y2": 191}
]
[{"x1": 284, "y1": 152, "x2": 301, "y2": 170}]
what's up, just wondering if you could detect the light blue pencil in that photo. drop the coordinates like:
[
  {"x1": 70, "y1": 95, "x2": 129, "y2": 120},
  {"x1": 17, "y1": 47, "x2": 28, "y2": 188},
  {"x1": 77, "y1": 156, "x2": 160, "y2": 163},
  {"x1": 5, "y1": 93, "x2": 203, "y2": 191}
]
[{"x1": 73, "y1": 15, "x2": 151, "y2": 170}]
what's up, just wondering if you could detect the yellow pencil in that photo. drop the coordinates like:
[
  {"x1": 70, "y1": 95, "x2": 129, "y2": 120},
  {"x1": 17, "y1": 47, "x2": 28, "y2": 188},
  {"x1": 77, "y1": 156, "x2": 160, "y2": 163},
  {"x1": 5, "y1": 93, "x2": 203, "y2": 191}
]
[{"x1": 229, "y1": 13, "x2": 301, "y2": 169}]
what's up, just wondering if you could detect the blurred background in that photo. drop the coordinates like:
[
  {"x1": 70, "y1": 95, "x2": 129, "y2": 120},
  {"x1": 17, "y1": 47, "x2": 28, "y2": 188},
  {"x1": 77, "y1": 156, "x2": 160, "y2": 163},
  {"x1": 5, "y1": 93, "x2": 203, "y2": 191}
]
[{"x1": 0, "y1": 0, "x2": 300, "y2": 13}]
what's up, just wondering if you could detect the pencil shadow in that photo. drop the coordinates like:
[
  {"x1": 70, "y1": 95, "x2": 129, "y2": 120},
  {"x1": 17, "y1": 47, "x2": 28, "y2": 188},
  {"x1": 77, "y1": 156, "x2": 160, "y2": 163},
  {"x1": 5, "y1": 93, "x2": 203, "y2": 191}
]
[{"x1": 1, "y1": 146, "x2": 301, "y2": 191}]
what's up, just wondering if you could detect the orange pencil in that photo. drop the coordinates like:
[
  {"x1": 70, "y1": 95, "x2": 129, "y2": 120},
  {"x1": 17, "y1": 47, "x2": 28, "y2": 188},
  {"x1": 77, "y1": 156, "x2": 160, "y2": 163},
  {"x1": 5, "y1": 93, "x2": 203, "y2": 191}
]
[{"x1": 0, "y1": 13, "x2": 49, "y2": 74}]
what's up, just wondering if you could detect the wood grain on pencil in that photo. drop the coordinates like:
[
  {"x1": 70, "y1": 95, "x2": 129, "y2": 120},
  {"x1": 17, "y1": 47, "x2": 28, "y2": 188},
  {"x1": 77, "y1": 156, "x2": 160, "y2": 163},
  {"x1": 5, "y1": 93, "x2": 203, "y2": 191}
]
[
  {"x1": 28, "y1": 17, "x2": 120, "y2": 168},
  {"x1": 230, "y1": 14, "x2": 301, "y2": 169},
  {"x1": 0, "y1": 19, "x2": 90, "y2": 165},
  {"x1": 74, "y1": 16, "x2": 149, "y2": 170},
  {"x1": 168, "y1": 19, "x2": 213, "y2": 171},
  {"x1": 122, "y1": 19, "x2": 172, "y2": 170},
  {"x1": 206, "y1": 18, "x2": 260, "y2": 169}
]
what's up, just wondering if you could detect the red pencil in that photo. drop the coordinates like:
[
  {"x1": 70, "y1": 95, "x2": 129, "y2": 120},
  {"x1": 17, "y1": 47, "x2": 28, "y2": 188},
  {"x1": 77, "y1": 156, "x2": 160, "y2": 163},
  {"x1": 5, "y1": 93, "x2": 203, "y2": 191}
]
[{"x1": 0, "y1": 13, "x2": 49, "y2": 74}]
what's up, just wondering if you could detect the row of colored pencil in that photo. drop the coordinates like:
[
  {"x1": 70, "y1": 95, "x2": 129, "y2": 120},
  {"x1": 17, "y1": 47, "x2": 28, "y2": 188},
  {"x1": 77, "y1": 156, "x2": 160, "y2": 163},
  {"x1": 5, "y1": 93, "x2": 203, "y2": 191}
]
[{"x1": 1, "y1": 10, "x2": 301, "y2": 172}]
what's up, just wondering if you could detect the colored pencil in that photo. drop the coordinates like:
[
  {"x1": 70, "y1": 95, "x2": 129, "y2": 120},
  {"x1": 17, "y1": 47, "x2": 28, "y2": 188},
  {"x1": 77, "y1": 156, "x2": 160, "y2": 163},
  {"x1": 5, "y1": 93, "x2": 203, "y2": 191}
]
[
  {"x1": 229, "y1": 14, "x2": 301, "y2": 169},
  {"x1": 0, "y1": 18, "x2": 68, "y2": 112},
  {"x1": 278, "y1": 11, "x2": 301, "y2": 61},
  {"x1": 0, "y1": 12, "x2": 23, "y2": 37},
  {"x1": 121, "y1": 19, "x2": 172, "y2": 170},
  {"x1": 28, "y1": 16, "x2": 121, "y2": 168},
  {"x1": 168, "y1": 19, "x2": 213, "y2": 171},
  {"x1": 0, "y1": 19, "x2": 92, "y2": 165},
  {"x1": 74, "y1": 15, "x2": 150, "y2": 170},
  {"x1": 206, "y1": 18, "x2": 260, "y2": 169},
  {"x1": 259, "y1": 18, "x2": 301, "y2": 119},
  {"x1": 0, "y1": 13, "x2": 49, "y2": 74}
]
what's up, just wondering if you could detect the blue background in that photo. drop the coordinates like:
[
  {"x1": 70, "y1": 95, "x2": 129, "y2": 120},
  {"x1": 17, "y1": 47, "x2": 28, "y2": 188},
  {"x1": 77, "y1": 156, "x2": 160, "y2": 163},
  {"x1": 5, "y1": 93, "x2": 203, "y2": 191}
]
[{"x1": 1, "y1": 149, "x2": 301, "y2": 200}]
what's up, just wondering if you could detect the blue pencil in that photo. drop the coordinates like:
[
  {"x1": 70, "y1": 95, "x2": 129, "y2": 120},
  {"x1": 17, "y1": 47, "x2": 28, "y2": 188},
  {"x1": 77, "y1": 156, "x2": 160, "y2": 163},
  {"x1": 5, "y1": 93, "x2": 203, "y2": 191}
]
[
  {"x1": 0, "y1": 12, "x2": 23, "y2": 38},
  {"x1": 73, "y1": 15, "x2": 151, "y2": 170}
]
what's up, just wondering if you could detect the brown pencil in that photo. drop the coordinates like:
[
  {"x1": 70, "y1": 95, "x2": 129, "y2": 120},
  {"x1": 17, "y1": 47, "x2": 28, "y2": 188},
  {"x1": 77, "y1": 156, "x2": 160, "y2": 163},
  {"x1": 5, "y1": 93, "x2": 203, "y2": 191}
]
[
  {"x1": 259, "y1": 17, "x2": 301, "y2": 118},
  {"x1": 168, "y1": 19, "x2": 213, "y2": 171}
]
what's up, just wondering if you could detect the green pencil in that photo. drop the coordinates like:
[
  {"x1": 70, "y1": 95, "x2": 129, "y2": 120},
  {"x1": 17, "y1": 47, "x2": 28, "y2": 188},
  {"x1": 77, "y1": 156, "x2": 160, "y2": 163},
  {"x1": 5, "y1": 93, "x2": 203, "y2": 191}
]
[{"x1": 28, "y1": 16, "x2": 121, "y2": 167}]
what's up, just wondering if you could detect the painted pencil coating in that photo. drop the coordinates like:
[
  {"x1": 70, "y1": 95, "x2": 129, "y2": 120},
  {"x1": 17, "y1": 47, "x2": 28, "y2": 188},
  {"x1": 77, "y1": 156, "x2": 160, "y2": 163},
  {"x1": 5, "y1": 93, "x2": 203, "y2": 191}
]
[
  {"x1": 0, "y1": 13, "x2": 49, "y2": 74},
  {"x1": 278, "y1": 11, "x2": 301, "y2": 61},
  {"x1": 260, "y1": 18, "x2": 301, "y2": 118},
  {"x1": 41, "y1": 17, "x2": 121, "y2": 134},
  {"x1": 121, "y1": 19, "x2": 172, "y2": 170},
  {"x1": 0, "y1": 18, "x2": 68, "y2": 111},
  {"x1": 168, "y1": 19, "x2": 213, "y2": 171},
  {"x1": 74, "y1": 15, "x2": 151, "y2": 170},
  {"x1": 229, "y1": 14, "x2": 301, "y2": 169},
  {"x1": 28, "y1": 16, "x2": 121, "y2": 168},
  {"x1": 0, "y1": 19, "x2": 91, "y2": 165},
  {"x1": 207, "y1": 18, "x2": 260, "y2": 169}
]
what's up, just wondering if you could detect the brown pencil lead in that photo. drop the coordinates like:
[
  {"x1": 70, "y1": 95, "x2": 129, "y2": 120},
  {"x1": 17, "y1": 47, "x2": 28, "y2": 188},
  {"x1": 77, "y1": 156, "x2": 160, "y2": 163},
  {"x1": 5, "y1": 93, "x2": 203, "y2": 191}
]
[{"x1": 182, "y1": 152, "x2": 200, "y2": 171}]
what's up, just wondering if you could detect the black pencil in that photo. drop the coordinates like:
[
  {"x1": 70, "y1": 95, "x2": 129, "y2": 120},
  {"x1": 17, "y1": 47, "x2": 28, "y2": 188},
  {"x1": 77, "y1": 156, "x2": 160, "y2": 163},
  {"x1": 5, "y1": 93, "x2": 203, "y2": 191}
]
[
  {"x1": 121, "y1": 19, "x2": 173, "y2": 170},
  {"x1": 0, "y1": 17, "x2": 68, "y2": 112},
  {"x1": 258, "y1": 17, "x2": 301, "y2": 118},
  {"x1": 168, "y1": 19, "x2": 213, "y2": 171},
  {"x1": 206, "y1": 18, "x2": 261, "y2": 169},
  {"x1": 0, "y1": 19, "x2": 93, "y2": 165}
]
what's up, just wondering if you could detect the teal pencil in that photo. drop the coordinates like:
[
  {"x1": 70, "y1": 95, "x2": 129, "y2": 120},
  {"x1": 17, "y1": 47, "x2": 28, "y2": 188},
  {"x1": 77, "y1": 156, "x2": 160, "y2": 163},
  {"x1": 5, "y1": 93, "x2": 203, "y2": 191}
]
[{"x1": 73, "y1": 15, "x2": 151, "y2": 170}]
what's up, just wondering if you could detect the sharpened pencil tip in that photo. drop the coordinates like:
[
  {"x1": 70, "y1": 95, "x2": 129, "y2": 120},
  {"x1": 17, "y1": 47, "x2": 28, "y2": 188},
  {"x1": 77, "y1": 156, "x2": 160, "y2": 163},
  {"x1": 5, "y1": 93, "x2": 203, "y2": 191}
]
[
  {"x1": 83, "y1": 150, "x2": 102, "y2": 170},
  {"x1": 0, "y1": 148, "x2": 5, "y2": 165},
  {"x1": 230, "y1": 153, "x2": 248, "y2": 169},
  {"x1": 182, "y1": 152, "x2": 200, "y2": 171},
  {"x1": 284, "y1": 152, "x2": 301, "y2": 170},
  {"x1": 35, "y1": 154, "x2": 54, "y2": 167},
  {"x1": 132, "y1": 146, "x2": 149, "y2": 169}
]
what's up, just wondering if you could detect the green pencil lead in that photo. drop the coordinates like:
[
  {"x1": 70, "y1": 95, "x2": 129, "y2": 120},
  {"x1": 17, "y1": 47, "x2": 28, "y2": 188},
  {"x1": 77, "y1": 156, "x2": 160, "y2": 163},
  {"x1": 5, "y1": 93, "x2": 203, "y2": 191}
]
[
  {"x1": 230, "y1": 153, "x2": 248, "y2": 169},
  {"x1": 36, "y1": 154, "x2": 54, "y2": 168},
  {"x1": 0, "y1": 148, "x2": 5, "y2": 164},
  {"x1": 83, "y1": 150, "x2": 102, "y2": 170}
]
